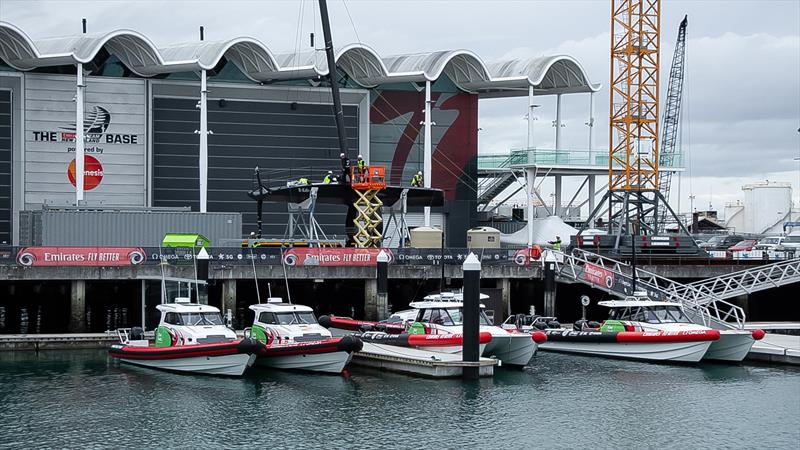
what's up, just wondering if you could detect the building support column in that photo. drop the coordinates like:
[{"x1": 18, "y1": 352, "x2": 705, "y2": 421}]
[
  {"x1": 543, "y1": 253, "x2": 557, "y2": 317},
  {"x1": 554, "y1": 175, "x2": 563, "y2": 217},
  {"x1": 527, "y1": 85, "x2": 536, "y2": 149},
  {"x1": 69, "y1": 280, "x2": 86, "y2": 333},
  {"x1": 364, "y1": 279, "x2": 378, "y2": 321},
  {"x1": 75, "y1": 63, "x2": 85, "y2": 205},
  {"x1": 198, "y1": 69, "x2": 209, "y2": 213},
  {"x1": 222, "y1": 279, "x2": 237, "y2": 326},
  {"x1": 588, "y1": 175, "x2": 596, "y2": 221},
  {"x1": 498, "y1": 278, "x2": 511, "y2": 319},
  {"x1": 555, "y1": 93, "x2": 563, "y2": 150},
  {"x1": 587, "y1": 91, "x2": 595, "y2": 151},
  {"x1": 526, "y1": 168, "x2": 536, "y2": 248},
  {"x1": 423, "y1": 79, "x2": 432, "y2": 226}
]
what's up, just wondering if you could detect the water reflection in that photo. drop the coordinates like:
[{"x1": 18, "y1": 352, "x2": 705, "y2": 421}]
[{"x1": 0, "y1": 350, "x2": 797, "y2": 448}]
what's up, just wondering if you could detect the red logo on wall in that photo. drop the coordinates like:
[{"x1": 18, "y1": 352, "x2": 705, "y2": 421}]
[{"x1": 67, "y1": 155, "x2": 104, "y2": 190}]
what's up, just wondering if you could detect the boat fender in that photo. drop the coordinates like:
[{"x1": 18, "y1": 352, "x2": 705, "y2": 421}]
[
  {"x1": 130, "y1": 327, "x2": 144, "y2": 340},
  {"x1": 318, "y1": 315, "x2": 333, "y2": 329},
  {"x1": 531, "y1": 331, "x2": 547, "y2": 344},
  {"x1": 339, "y1": 335, "x2": 364, "y2": 353},
  {"x1": 751, "y1": 329, "x2": 765, "y2": 341}
]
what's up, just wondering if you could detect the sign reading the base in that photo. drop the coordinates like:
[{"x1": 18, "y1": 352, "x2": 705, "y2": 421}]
[
  {"x1": 282, "y1": 248, "x2": 393, "y2": 267},
  {"x1": 16, "y1": 247, "x2": 146, "y2": 267}
]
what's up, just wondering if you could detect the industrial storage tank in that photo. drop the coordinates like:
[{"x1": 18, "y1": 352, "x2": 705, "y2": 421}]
[
  {"x1": 742, "y1": 181, "x2": 792, "y2": 234},
  {"x1": 467, "y1": 226, "x2": 501, "y2": 249},
  {"x1": 409, "y1": 226, "x2": 443, "y2": 248}
]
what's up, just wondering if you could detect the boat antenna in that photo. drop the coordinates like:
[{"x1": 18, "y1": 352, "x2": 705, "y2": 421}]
[
  {"x1": 317, "y1": 0, "x2": 350, "y2": 158},
  {"x1": 267, "y1": 282, "x2": 273, "y2": 298},
  {"x1": 159, "y1": 244, "x2": 167, "y2": 304},
  {"x1": 193, "y1": 242, "x2": 200, "y2": 303},
  {"x1": 249, "y1": 245, "x2": 261, "y2": 304},
  {"x1": 280, "y1": 245, "x2": 293, "y2": 304},
  {"x1": 439, "y1": 230, "x2": 445, "y2": 293}
]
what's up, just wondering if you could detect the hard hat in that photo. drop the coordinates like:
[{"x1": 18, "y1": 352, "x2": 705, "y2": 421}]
[
  {"x1": 358, "y1": 154, "x2": 363, "y2": 158},
  {"x1": 340, "y1": 153, "x2": 345, "y2": 158},
  {"x1": 327, "y1": 170, "x2": 332, "y2": 174},
  {"x1": 417, "y1": 171, "x2": 422, "y2": 175}
]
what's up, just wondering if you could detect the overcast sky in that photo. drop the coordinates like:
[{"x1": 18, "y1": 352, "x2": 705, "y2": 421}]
[{"x1": 2, "y1": 0, "x2": 799, "y2": 215}]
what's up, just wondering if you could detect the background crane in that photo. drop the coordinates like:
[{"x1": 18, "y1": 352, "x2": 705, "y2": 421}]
[{"x1": 657, "y1": 15, "x2": 688, "y2": 231}]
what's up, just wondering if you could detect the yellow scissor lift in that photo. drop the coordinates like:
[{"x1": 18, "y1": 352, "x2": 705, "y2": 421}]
[{"x1": 350, "y1": 166, "x2": 386, "y2": 247}]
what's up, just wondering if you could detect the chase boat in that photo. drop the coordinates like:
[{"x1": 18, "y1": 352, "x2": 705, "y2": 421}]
[
  {"x1": 248, "y1": 298, "x2": 362, "y2": 373},
  {"x1": 407, "y1": 292, "x2": 543, "y2": 367},
  {"x1": 109, "y1": 299, "x2": 262, "y2": 376},
  {"x1": 535, "y1": 295, "x2": 722, "y2": 362}
]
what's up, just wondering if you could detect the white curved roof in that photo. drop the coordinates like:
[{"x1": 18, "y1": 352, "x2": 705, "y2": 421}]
[{"x1": 0, "y1": 21, "x2": 599, "y2": 96}]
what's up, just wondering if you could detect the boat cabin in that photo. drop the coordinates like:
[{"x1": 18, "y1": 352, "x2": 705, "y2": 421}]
[
  {"x1": 154, "y1": 299, "x2": 235, "y2": 346},
  {"x1": 409, "y1": 292, "x2": 493, "y2": 326},
  {"x1": 249, "y1": 298, "x2": 330, "y2": 342},
  {"x1": 598, "y1": 299, "x2": 692, "y2": 325}
]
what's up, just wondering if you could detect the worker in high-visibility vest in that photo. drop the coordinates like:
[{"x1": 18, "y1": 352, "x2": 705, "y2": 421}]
[
  {"x1": 410, "y1": 171, "x2": 423, "y2": 187},
  {"x1": 322, "y1": 171, "x2": 333, "y2": 184},
  {"x1": 355, "y1": 154, "x2": 366, "y2": 182},
  {"x1": 549, "y1": 236, "x2": 562, "y2": 251},
  {"x1": 298, "y1": 177, "x2": 310, "y2": 185}
]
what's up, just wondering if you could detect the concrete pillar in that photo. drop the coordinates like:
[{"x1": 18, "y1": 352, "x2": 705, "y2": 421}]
[
  {"x1": 222, "y1": 279, "x2": 237, "y2": 326},
  {"x1": 498, "y1": 278, "x2": 511, "y2": 319},
  {"x1": 588, "y1": 175, "x2": 596, "y2": 219},
  {"x1": 423, "y1": 79, "x2": 433, "y2": 226},
  {"x1": 364, "y1": 279, "x2": 378, "y2": 321},
  {"x1": 554, "y1": 175, "x2": 563, "y2": 217},
  {"x1": 543, "y1": 252, "x2": 557, "y2": 317},
  {"x1": 75, "y1": 63, "x2": 85, "y2": 204},
  {"x1": 69, "y1": 280, "x2": 86, "y2": 333},
  {"x1": 526, "y1": 168, "x2": 536, "y2": 248}
]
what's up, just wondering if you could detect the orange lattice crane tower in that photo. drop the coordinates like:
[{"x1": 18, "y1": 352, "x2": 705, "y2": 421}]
[
  {"x1": 609, "y1": 0, "x2": 660, "y2": 192},
  {"x1": 574, "y1": 0, "x2": 699, "y2": 255}
]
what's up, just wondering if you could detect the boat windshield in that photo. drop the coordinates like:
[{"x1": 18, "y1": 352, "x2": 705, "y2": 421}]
[
  {"x1": 267, "y1": 312, "x2": 317, "y2": 325},
  {"x1": 417, "y1": 308, "x2": 491, "y2": 326},
  {"x1": 169, "y1": 312, "x2": 223, "y2": 326},
  {"x1": 609, "y1": 306, "x2": 691, "y2": 324}
]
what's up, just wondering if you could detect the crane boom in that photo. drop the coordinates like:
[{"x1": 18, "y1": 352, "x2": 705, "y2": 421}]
[{"x1": 657, "y1": 15, "x2": 688, "y2": 229}]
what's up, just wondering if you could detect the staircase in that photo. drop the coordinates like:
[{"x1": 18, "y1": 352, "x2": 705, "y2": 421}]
[{"x1": 682, "y1": 258, "x2": 800, "y2": 302}]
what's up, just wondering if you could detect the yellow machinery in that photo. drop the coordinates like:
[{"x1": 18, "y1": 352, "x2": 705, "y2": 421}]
[{"x1": 351, "y1": 166, "x2": 386, "y2": 247}]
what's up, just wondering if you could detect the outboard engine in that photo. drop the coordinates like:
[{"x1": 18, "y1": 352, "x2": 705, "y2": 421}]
[{"x1": 130, "y1": 327, "x2": 145, "y2": 340}]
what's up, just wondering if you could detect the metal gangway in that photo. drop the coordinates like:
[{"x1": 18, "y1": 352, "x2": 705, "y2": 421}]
[
  {"x1": 681, "y1": 258, "x2": 800, "y2": 303},
  {"x1": 555, "y1": 249, "x2": 774, "y2": 331}
]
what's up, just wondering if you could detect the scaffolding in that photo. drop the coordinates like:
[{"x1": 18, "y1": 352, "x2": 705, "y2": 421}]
[{"x1": 351, "y1": 166, "x2": 387, "y2": 247}]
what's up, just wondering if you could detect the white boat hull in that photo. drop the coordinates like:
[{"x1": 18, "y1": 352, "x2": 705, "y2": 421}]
[
  {"x1": 540, "y1": 340, "x2": 713, "y2": 363},
  {"x1": 120, "y1": 353, "x2": 256, "y2": 376},
  {"x1": 703, "y1": 331, "x2": 756, "y2": 362},
  {"x1": 484, "y1": 334, "x2": 536, "y2": 366},
  {"x1": 255, "y1": 351, "x2": 352, "y2": 374}
]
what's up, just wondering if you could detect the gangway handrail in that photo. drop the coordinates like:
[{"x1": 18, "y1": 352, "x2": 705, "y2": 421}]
[
  {"x1": 554, "y1": 248, "x2": 746, "y2": 329},
  {"x1": 682, "y1": 257, "x2": 800, "y2": 301}
]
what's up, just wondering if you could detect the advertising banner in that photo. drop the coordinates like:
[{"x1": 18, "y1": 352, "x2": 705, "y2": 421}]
[
  {"x1": 24, "y1": 75, "x2": 146, "y2": 208},
  {"x1": 282, "y1": 248, "x2": 391, "y2": 267},
  {"x1": 581, "y1": 262, "x2": 615, "y2": 289},
  {"x1": 16, "y1": 247, "x2": 146, "y2": 267}
]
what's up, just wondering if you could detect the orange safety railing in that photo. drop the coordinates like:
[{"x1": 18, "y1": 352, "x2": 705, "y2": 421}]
[{"x1": 350, "y1": 165, "x2": 386, "y2": 190}]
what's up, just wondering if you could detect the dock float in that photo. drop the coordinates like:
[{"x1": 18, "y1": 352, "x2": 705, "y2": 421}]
[
  {"x1": 0, "y1": 333, "x2": 119, "y2": 351},
  {"x1": 746, "y1": 333, "x2": 800, "y2": 365},
  {"x1": 351, "y1": 342, "x2": 497, "y2": 378}
]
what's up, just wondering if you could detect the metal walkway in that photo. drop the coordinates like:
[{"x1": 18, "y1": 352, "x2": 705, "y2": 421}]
[
  {"x1": 553, "y1": 249, "x2": 793, "y2": 330},
  {"x1": 682, "y1": 258, "x2": 800, "y2": 302}
]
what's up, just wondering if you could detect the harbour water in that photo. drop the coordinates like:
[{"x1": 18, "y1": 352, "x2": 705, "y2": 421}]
[{"x1": 1, "y1": 350, "x2": 798, "y2": 448}]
